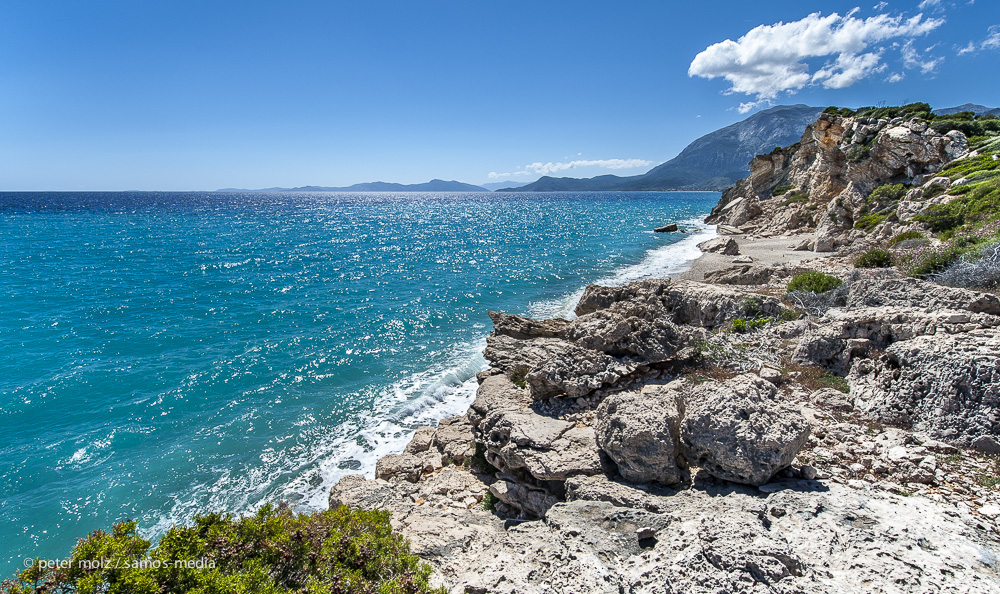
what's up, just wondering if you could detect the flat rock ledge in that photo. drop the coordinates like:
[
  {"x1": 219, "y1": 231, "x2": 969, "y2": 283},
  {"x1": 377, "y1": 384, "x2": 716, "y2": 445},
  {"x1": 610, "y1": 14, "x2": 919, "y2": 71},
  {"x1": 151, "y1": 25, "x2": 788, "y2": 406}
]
[{"x1": 329, "y1": 274, "x2": 1000, "y2": 593}]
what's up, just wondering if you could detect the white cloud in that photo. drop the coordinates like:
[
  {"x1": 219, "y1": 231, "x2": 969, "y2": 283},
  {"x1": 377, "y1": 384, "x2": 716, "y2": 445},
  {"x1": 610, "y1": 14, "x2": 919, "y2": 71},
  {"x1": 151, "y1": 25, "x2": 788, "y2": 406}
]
[
  {"x1": 918, "y1": 0, "x2": 941, "y2": 9},
  {"x1": 689, "y1": 10, "x2": 944, "y2": 105},
  {"x1": 984, "y1": 25, "x2": 1000, "y2": 49},
  {"x1": 813, "y1": 51, "x2": 887, "y2": 88},
  {"x1": 957, "y1": 41, "x2": 977, "y2": 55},
  {"x1": 886, "y1": 72, "x2": 905, "y2": 82},
  {"x1": 901, "y1": 40, "x2": 944, "y2": 73},
  {"x1": 873, "y1": 1, "x2": 889, "y2": 10},
  {"x1": 956, "y1": 25, "x2": 1000, "y2": 55},
  {"x1": 489, "y1": 158, "x2": 654, "y2": 179}
]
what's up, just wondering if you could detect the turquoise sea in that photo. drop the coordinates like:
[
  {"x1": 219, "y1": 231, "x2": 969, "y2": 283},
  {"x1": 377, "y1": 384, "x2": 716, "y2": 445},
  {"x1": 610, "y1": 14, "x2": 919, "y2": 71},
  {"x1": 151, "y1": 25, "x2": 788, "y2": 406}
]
[{"x1": 0, "y1": 191, "x2": 718, "y2": 573}]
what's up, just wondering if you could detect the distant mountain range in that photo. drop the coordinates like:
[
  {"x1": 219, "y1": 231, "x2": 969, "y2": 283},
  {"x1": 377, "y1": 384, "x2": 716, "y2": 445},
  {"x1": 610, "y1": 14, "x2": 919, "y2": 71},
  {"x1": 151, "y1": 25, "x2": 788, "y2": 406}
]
[
  {"x1": 934, "y1": 103, "x2": 1000, "y2": 116},
  {"x1": 481, "y1": 181, "x2": 532, "y2": 191},
  {"x1": 499, "y1": 104, "x2": 825, "y2": 192},
  {"x1": 218, "y1": 179, "x2": 488, "y2": 192},
  {"x1": 220, "y1": 103, "x2": 997, "y2": 195}
]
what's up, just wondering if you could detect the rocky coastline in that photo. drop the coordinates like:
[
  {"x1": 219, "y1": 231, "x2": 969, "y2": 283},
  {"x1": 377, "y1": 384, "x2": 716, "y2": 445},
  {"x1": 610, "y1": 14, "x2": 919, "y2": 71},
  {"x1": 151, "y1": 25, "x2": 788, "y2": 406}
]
[{"x1": 328, "y1": 111, "x2": 1000, "y2": 593}]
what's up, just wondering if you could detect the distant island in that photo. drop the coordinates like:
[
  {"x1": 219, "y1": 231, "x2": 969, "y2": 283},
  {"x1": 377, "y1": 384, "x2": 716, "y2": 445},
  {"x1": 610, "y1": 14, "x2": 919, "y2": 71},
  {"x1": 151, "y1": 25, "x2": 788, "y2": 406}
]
[
  {"x1": 217, "y1": 179, "x2": 489, "y2": 193},
  {"x1": 480, "y1": 181, "x2": 532, "y2": 191}
]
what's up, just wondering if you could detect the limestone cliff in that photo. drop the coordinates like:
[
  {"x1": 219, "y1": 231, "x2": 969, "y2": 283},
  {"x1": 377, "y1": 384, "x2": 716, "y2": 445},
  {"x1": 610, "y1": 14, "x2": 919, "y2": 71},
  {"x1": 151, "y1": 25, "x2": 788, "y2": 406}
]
[{"x1": 706, "y1": 112, "x2": 969, "y2": 251}]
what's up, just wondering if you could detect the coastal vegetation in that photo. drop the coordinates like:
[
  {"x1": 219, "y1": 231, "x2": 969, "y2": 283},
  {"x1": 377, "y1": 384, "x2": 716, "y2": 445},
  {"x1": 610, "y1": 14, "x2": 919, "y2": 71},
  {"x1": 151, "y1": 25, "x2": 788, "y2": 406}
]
[
  {"x1": 854, "y1": 247, "x2": 893, "y2": 268},
  {"x1": 2, "y1": 505, "x2": 444, "y2": 594},
  {"x1": 786, "y1": 271, "x2": 843, "y2": 294}
]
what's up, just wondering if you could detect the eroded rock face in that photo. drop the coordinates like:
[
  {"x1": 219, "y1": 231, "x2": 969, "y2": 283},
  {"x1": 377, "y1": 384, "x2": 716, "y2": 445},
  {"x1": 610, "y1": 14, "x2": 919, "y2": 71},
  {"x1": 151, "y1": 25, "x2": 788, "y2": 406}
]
[
  {"x1": 682, "y1": 375, "x2": 812, "y2": 486},
  {"x1": 480, "y1": 408, "x2": 602, "y2": 482},
  {"x1": 468, "y1": 373, "x2": 525, "y2": 427},
  {"x1": 846, "y1": 276, "x2": 1000, "y2": 315},
  {"x1": 523, "y1": 341, "x2": 640, "y2": 399},
  {"x1": 484, "y1": 278, "x2": 785, "y2": 401},
  {"x1": 792, "y1": 305, "x2": 1000, "y2": 374},
  {"x1": 594, "y1": 384, "x2": 687, "y2": 485},
  {"x1": 488, "y1": 310, "x2": 570, "y2": 340},
  {"x1": 705, "y1": 113, "x2": 969, "y2": 249},
  {"x1": 566, "y1": 304, "x2": 688, "y2": 361},
  {"x1": 849, "y1": 329, "x2": 1000, "y2": 445},
  {"x1": 333, "y1": 477, "x2": 1000, "y2": 594},
  {"x1": 575, "y1": 278, "x2": 786, "y2": 329}
]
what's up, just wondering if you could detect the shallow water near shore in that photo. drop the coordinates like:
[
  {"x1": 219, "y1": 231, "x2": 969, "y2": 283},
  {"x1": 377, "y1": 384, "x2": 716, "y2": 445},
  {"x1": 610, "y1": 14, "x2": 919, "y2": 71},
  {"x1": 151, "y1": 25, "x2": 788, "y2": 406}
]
[{"x1": 0, "y1": 190, "x2": 717, "y2": 573}]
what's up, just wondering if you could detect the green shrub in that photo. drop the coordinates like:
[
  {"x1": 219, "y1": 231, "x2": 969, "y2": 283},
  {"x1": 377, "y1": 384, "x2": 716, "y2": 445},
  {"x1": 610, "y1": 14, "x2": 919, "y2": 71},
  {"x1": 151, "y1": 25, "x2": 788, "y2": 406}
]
[
  {"x1": 730, "y1": 317, "x2": 773, "y2": 333},
  {"x1": 3, "y1": 505, "x2": 446, "y2": 594},
  {"x1": 888, "y1": 230, "x2": 925, "y2": 246},
  {"x1": 509, "y1": 366, "x2": 528, "y2": 388},
  {"x1": 787, "y1": 271, "x2": 843, "y2": 294},
  {"x1": 779, "y1": 308, "x2": 802, "y2": 322},
  {"x1": 854, "y1": 248, "x2": 892, "y2": 268},
  {"x1": 481, "y1": 492, "x2": 498, "y2": 512},
  {"x1": 772, "y1": 184, "x2": 795, "y2": 196},
  {"x1": 854, "y1": 213, "x2": 887, "y2": 231},
  {"x1": 941, "y1": 154, "x2": 1000, "y2": 179},
  {"x1": 816, "y1": 372, "x2": 850, "y2": 394},
  {"x1": 868, "y1": 183, "x2": 908, "y2": 203},
  {"x1": 923, "y1": 183, "x2": 946, "y2": 198},
  {"x1": 780, "y1": 191, "x2": 810, "y2": 206},
  {"x1": 823, "y1": 106, "x2": 856, "y2": 117},
  {"x1": 914, "y1": 203, "x2": 966, "y2": 232},
  {"x1": 900, "y1": 243, "x2": 971, "y2": 277},
  {"x1": 853, "y1": 102, "x2": 932, "y2": 121},
  {"x1": 739, "y1": 296, "x2": 762, "y2": 317}
]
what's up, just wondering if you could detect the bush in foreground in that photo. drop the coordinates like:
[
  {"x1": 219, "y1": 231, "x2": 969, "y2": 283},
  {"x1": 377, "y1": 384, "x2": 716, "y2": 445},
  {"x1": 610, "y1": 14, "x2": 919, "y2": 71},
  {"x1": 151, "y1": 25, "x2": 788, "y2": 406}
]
[
  {"x1": 854, "y1": 248, "x2": 893, "y2": 268},
  {"x1": 787, "y1": 271, "x2": 843, "y2": 294},
  {"x1": 2, "y1": 504, "x2": 445, "y2": 594}
]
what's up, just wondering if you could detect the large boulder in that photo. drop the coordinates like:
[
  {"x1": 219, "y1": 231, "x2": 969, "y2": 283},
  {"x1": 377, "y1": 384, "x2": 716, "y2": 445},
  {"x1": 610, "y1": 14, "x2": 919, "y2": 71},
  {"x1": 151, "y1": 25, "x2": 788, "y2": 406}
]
[
  {"x1": 594, "y1": 384, "x2": 687, "y2": 485},
  {"x1": 698, "y1": 237, "x2": 740, "y2": 255},
  {"x1": 488, "y1": 310, "x2": 570, "y2": 340},
  {"x1": 433, "y1": 415, "x2": 476, "y2": 464},
  {"x1": 566, "y1": 304, "x2": 688, "y2": 362},
  {"x1": 375, "y1": 450, "x2": 443, "y2": 483},
  {"x1": 480, "y1": 409, "x2": 602, "y2": 481},
  {"x1": 681, "y1": 375, "x2": 811, "y2": 486},
  {"x1": 524, "y1": 341, "x2": 640, "y2": 399},
  {"x1": 468, "y1": 373, "x2": 525, "y2": 427},
  {"x1": 849, "y1": 329, "x2": 1000, "y2": 445}
]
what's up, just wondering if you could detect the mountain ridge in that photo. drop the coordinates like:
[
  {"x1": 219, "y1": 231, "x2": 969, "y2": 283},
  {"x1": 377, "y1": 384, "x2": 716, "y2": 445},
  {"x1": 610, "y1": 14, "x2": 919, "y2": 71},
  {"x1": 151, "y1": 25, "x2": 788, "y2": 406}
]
[
  {"x1": 500, "y1": 104, "x2": 824, "y2": 192},
  {"x1": 217, "y1": 179, "x2": 488, "y2": 192}
]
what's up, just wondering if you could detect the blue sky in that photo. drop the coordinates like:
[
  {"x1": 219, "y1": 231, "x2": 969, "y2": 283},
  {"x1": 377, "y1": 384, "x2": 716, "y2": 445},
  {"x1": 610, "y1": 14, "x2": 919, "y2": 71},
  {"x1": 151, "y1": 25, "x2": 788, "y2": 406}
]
[{"x1": 0, "y1": 0, "x2": 997, "y2": 190}]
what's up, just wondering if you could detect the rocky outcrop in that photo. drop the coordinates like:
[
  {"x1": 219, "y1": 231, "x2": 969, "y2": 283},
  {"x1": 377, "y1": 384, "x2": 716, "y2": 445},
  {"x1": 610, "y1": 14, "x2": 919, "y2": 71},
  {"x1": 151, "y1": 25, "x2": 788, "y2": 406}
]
[
  {"x1": 682, "y1": 375, "x2": 811, "y2": 486},
  {"x1": 332, "y1": 471, "x2": 1000, "y2": 594},
  {"x1": 480, "y1": 408, "x2": 602, "y2": 482},
  {"x1": 849, "y1": 329, "x2": 1000, "y2": 445},
  {"x1": 329, "y1": 268, "x2": 1000, "y2": 593},
  {"x1": 703, "y1": 263, "x2": 807, "y2": 286},
  {"x1": 574, "y1": 278, "x2": 787, "y2": 328},
  {"x1": 846, "y1": 276, "x2": 1000, "y2": 315},
  {"x1": 594, "y1": 384, "x2": 687, "y2": 485},
  {"x1": 706, "y1": 112, "x2": 969, "y2": 251}
]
